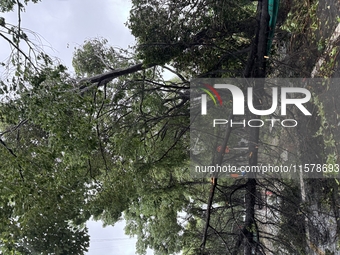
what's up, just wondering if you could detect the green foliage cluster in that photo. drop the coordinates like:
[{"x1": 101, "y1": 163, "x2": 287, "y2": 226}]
[
  {"x1": 72, "y1": 38, "x2": 116, "y2": 76},
  {"x1": 0, "y1": 38, "x2": 192, "y2": 253},
  {"x1": 0, "y1": 0, "x2": 40, "y2": 12},
  {"x1": 128, "y1": 0, "x2": 256, "y2": 76},
  {"x1": 0, "y1": 67, "x2": 94, "y2": 254},
  {"x1": 1, "y1": 0, "x2": 340, "y2": 255}
]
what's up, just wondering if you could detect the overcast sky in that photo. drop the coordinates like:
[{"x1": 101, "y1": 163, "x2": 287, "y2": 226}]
[
  {"x1": 21, "y1": 0, "x2": 135, "y2": 70},
  {"x1": 0, "y1": 1, "x2": 153, "y2": 254}
]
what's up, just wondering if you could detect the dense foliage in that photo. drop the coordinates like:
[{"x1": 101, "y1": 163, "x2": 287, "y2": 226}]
[{"x1": 1, "y1": 0, "x2": 340, "y2": 255}]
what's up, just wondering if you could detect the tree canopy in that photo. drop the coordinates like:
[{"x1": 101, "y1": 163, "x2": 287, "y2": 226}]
[{"x1": 1, "y1": 0, "x2": 340, "y2": 255}]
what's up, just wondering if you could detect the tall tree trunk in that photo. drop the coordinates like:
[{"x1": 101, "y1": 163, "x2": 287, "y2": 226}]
[{"x1": 243, "y1": 0, "x2": 269, "y2": 254}]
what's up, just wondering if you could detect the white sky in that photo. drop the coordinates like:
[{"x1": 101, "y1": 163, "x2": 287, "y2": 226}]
[
  {"x1": 0, "y1": 1, "x2": 153, "y2": 254},
  {"x1": 22, "y1": 0, "x2": 135, "y2": 70}
]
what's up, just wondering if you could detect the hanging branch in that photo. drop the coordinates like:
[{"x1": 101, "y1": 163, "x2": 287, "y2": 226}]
[{"x1": 0, "y1": 138, "x2": 24, "y2": 181}]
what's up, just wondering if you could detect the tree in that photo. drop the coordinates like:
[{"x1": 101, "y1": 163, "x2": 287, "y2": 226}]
[
  {"x1": 127, "y1": 0, "x2": 257, "y2": 76},
  {"x1": 0, "y1": 66, "x2": 94, "y2": 254},
  {"x1": 1, "y1": 0, "x2": 340, "y2": 254},
  {"x1": 0, "y1": 0, "x2": 55, "y2": 98}
]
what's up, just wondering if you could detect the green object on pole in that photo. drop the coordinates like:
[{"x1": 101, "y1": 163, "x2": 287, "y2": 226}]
[{"x1": 267, "y1": 0, "x2": 280, "y2": 56}]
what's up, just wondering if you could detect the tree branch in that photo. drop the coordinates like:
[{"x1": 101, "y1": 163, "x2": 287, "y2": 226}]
[{"x1": 78, "y1": 63, "x2": 156, "y2": 89}]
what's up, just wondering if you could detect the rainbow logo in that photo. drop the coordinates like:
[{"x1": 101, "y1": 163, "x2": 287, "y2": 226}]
[{"x1": 200, "y1": 84, "x2": 222, "y2": 115}]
